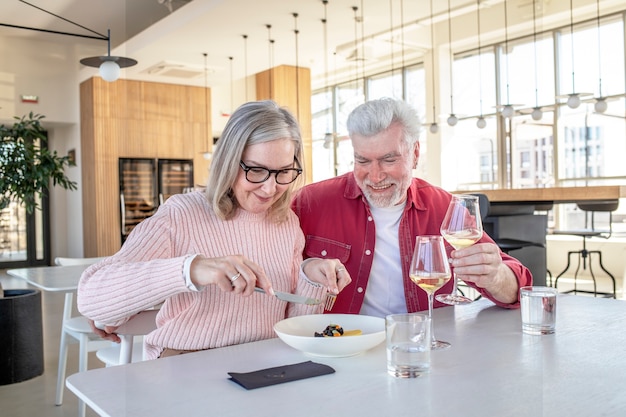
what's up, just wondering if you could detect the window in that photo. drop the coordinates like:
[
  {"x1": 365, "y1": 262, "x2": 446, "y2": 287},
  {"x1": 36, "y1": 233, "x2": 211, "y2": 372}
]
[{"x1": 311, "y1": 64, "x2": 426, "y2": 180}]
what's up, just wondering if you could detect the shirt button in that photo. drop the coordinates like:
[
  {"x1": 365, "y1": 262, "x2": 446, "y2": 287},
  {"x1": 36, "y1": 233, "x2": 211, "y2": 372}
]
[
  {"x1": 367, "y1": 216, "x2": 373, "y2": 221},
  {"x1": 365, "y1": 250, "x2": 371, "y2": 256},
  {"x1": 321, "y1": 250, "x2": 327, "y2": 256},
  {"x1": 357, "y1": 287, "x2": 364, "y2": 293}
]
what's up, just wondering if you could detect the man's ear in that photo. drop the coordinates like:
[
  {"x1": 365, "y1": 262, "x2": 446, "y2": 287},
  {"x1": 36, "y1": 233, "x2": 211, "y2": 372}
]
[{"x1": 412, "y1": 142, "x2": 420, "y2": 169}]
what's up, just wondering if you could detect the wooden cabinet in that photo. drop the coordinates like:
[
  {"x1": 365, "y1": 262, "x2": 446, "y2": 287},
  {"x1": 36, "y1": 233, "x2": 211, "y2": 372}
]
[{"x1": 80, "y1": 78, "x2": 210, "y2": 256}]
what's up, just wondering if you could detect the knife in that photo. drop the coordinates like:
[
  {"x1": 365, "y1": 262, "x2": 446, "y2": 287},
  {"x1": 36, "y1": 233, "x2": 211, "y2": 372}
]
[{"x1": 254, "y1": 287, "x2": 321, "y2": 305}]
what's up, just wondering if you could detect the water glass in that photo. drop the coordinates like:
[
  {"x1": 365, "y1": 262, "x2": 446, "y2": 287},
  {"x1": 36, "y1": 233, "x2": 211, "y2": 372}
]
[
  {"x1": 520, "y1": 286, "x2": 557, "y2": 335},
  {"x1": 385, "y1": 313, "x2": 431, "y2": 378}
]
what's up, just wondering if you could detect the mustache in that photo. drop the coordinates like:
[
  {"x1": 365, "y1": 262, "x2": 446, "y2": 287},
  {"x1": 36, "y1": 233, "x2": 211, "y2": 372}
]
[{"x1": 363, "y1": 180, "x2": 395, "y2": 188}]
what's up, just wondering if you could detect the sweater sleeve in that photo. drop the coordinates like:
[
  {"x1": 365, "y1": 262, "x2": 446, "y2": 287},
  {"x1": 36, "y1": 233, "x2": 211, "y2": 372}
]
[{"x1": 77, "y1": 201, "x2": 192, "y2": 327}]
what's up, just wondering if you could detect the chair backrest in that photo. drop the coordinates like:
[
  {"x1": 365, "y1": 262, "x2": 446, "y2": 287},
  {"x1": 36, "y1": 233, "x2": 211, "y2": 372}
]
[
  {"x1": 575, "y1": 200, "x2": 618, "y2": 238},
  {"x1": 54, "y1": 256, "x2": 106, "y2": 266},
  {"x1": 111, "y1": 309, "x2": 159, "y2": 365},
  {"x1": 471, "y1": 193, "x2": 490, "y2": 221}
]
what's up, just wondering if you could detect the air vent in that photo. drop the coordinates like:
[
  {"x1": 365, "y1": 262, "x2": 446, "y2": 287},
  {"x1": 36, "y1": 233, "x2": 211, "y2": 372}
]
[{"x1": 142, "y1": 61, "x2": 219, "y2": 79}]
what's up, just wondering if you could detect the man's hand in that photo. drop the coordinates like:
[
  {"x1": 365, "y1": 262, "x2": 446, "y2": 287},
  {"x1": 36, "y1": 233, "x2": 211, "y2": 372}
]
[{"x1": 450, "y1": 243, "x2": 519, "y2": 304}]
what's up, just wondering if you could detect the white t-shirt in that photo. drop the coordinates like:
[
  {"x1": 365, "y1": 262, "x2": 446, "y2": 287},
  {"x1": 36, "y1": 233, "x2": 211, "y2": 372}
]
[{"x1": 359, "y1": 203, "x2": 407, "y2": 318}]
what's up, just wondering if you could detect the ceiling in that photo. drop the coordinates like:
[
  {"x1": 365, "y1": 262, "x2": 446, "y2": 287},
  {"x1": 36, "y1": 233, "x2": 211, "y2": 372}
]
[
  {"x1": 0, "y1": 0, "x2": 487, "y2": 90},
  {"x1": 1, "y1": 0, "x2": 623, "y2": 91}
]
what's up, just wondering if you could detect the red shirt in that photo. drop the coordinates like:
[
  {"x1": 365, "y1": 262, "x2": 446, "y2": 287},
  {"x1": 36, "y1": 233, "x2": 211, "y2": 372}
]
[{"x1": 292, "y1": 173, "x2": 532, "y2": 313}]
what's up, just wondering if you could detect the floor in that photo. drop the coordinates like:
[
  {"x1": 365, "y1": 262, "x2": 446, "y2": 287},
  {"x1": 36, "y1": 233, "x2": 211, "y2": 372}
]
[{"x1": 0, "y1": 270, "x2": 104, "y2": 417}]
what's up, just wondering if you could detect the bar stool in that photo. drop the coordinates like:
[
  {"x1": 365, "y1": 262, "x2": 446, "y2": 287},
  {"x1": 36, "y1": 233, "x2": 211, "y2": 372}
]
[{"x1": 553, "y1": 201, "x2": 618, "y2": 298}]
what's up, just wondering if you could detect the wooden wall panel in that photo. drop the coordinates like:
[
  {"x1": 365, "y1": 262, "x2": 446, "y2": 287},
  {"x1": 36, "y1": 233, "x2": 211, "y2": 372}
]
[
  {"x1": 255, "y1": 65, "x2": 312, "y2": 183},
  {"x1": 80, "y1": 78, "x2": 212, "y2": 256}
]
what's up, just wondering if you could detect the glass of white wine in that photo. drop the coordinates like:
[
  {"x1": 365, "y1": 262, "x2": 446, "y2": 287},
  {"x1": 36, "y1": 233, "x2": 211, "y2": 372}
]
[
  {"x1": 409, "y1": 235, "x2": 452, "y2": 350},
  {"x1": 436, "y1": 194, "x2": 483, "y2": 306}
]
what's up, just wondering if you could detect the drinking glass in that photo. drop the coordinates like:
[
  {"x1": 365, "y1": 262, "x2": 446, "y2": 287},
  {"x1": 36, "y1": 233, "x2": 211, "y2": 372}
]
[
  {"x1": 409, "y1": 235, "x2": 451, "y2": 350},
  {"x1": 436, "y1": 194, "x2": 483, "y2": 306}
]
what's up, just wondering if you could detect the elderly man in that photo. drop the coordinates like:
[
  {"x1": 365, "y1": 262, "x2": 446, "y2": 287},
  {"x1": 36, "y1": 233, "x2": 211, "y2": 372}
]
[{"x1": 292, "y1": 98, "x2": 531, "y2": 317}]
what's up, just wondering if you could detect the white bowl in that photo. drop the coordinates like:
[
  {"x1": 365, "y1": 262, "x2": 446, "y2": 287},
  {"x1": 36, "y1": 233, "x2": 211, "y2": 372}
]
[{"x1": 273, "y1": 314, "x2": 385, "y2": 357}]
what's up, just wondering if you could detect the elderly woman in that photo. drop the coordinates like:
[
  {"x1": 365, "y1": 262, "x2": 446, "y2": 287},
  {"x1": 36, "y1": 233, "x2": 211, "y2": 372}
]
[{"x1": 78, "y1": 100, "x2": 351, "y2": 359}]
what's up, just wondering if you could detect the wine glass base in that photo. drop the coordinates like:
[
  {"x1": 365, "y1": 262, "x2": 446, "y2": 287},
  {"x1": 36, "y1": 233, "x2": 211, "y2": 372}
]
[
  {"x1": 432, "y1": 339, "x2": 451, "y2": 350},
  {"x1": 435, "y1": 294, "x2": 473, "y2": 305}
]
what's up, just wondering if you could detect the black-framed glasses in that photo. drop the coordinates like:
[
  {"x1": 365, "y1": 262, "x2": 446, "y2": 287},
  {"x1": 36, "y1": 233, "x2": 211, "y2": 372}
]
[{"x1": 239, "y1": 159, "x2": 302, "y2": 185}]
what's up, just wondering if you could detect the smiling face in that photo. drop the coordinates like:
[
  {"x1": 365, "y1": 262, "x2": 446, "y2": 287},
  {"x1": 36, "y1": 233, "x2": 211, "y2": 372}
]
[
  {"x1": 233, "y1": 138, "x2": 296, "y2": 214},
  {"x1": 351, "y1": 122, "x2": 419, "y2": 208}
]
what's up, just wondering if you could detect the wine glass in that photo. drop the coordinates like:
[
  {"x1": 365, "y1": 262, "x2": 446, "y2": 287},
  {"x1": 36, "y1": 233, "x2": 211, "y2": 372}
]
[
  {"x1": 436, "y1": 194, "x2": 483, "y2": 306},
  {"x1": 409, "y1": 235, "x2": 452, "y2": 350}
]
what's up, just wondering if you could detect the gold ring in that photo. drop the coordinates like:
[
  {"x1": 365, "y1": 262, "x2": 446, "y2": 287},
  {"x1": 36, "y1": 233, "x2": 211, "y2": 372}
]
[{"x1": 229, "y1": 272, "x2": 241, "y2": 282}]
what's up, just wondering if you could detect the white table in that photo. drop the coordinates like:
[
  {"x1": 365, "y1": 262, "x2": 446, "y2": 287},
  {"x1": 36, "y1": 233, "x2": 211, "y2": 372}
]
[
  {"x1": 6, "y1": 264, "x2": 89, "y2": 292},
  {"x1": 66, "y1": 295, "x2": 626, "y2": 417},
  {"x1": 7, "y1": 264, "x2": 90, "y2": 323}
]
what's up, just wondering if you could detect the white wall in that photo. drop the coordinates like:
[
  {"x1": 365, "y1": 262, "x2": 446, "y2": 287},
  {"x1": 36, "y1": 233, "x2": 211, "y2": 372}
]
[{"x1": 1, "y1": 35, "x2": 87, "y2": 259}]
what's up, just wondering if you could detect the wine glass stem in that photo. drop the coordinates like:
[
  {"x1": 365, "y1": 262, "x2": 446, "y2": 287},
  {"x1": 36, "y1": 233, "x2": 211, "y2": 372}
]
[
  {"x1": 451, "y1": 272, "x2": 459, "y2": 295},
  {"x1": 427, "y1": 292, "x2": 437, "y2": 342}
]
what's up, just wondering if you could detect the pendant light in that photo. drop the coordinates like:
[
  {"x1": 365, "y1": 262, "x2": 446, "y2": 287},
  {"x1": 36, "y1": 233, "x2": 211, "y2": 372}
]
[
  {"x1": 80, "y1": 29, "x2": 137, "y2": 82},
  {"x1": 201, "y1": 53, "x2": 212, "y2": 160},
  {"x1": 293, "y1": 12, "x2": 301, "y2": 118},
  {"x1": 428, "y1": 0, "x2": 439, "y2": 134},
  {"x1": 446, "y1": 0, "x2": 458, "y2": 127},
  {"x1": 359, "y1": 0, "x2": 366, "y2": 87},
  {"x1": 266, "y1": 24, "x2": 274, "y2": 99},
  {"x1": 530, "y1": 0, "x2": 543, "y2": 120},
  {"x1": 593, "y1": 0, "x2": 607, "y2": 113},
  {"x1": 476, "y1": 0, "x2": 486, "y2": 129},
  {"x1": 557, "y1": 0, "x2": 592, "y2": 108},
  {"x1": 322, "y1": 0, "x2": 334, "y2": 149},
  {"x1": 495, "y1": 0, "x2": 522, "y2": 118},
  {"x1": 242, "y1": 35, "x2": 249, "y2": 102},
  {"x1": 352, "y1": 6, "x2": 359, "y2": 96},
  {"x1": 5, "y1": 2, "x2": 137, "y2": 83},
  {"x1": 226, "y1": 56, "x2": 233, "y2": 117}
]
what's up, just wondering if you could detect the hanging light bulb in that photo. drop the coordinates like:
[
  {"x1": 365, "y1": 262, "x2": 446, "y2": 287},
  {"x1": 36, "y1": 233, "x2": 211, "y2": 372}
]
[
  {"x1": 80, "y1": 29, "x2": 137, "y2": 82},
  {"x1": 323, "y1": 132, "x2": 334, "y2": 149},
  {"x1": 531, "y1": 107, "x2": 543, "y2": 121},
  {"x1": 593, "y1": 0, "x2": 608, "y2": 114},
  {"x1": 501, "y1": 104, "x2": 515, "y2": 118},
  {"x1": 476, "y1": 116, "x2": 486, "y2": 129},
  {"x1": 429, "y1": 123, "x2": 439, "y2": 134},
  {"x1": 99, "y1": 60, "x2": 120, "y2": 82},
  {"x1": 495, "y1": 0, "x2": 523, "y2": 117},
  {"x1": 447, "y1": 114, "x2": 458, "y2": 126},
  {"x1": 567, "y1": 94, "x2": 581, "y2": 109},
  {"x1": 558, "y1": 0, "x2": 592, "y2": 107},
  {"x1": 594, "y1": 98, "x2": 608, "y2": 113}
]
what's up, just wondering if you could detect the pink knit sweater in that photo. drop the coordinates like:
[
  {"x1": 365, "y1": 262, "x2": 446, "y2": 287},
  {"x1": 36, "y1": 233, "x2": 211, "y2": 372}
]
[{"x1": 78, "y1": 191, "x2": 324, "y2": 360}]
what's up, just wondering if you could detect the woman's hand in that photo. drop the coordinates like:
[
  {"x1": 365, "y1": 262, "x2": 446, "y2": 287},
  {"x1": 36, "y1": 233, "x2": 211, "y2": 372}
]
[
  {"x1": 88, "y1": 319, "x2": 121, "y2": 343},
  {"x1": 189, "y1": 254, "x2": 274, "y2": 296},
  {"x1": 302, "y1": 258, "x2": 352, "y2": 295}
]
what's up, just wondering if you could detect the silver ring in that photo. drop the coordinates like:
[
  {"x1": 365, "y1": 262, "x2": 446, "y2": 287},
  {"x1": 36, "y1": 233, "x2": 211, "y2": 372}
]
[
  {"x1": 336, "y1": 267, "x2": 345, "y2": 273},
  {"x1": 229, "y1": 272, "x2": 241, "y2": 282}
]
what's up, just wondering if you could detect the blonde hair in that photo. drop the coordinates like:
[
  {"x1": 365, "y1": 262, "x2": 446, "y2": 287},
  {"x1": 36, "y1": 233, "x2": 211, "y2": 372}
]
[{"x1": 205, "y1": 100, "x2": 304, "y2": 222}]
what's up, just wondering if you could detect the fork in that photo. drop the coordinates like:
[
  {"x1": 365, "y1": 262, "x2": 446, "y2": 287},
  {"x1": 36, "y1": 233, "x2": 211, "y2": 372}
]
[{"x1": 324, "y1": 292, "x2": 337, "y2": 311}]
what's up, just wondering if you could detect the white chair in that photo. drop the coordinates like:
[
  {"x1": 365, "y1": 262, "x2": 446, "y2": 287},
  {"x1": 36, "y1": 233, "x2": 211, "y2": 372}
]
[
  {"x1": 54, "y1": 256, "x2": 108, "y2": 417},
  {"x1": 95, "y1": 309, "x2": 159, "y2": 366}
]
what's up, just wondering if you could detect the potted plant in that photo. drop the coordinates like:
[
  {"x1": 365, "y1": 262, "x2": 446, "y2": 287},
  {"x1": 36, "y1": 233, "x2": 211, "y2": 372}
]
[
  {"x1": 0, "y1": 113, "x2": 74, "y2": 382},
  {"x1": 0, "y1": 112, "x2": 77, "y2": 214}
]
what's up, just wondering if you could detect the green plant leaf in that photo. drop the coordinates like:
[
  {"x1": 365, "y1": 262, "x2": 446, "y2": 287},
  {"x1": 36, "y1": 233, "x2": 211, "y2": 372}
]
[{"x1": 0, "y1": 112, "x2": 77, "y2": 213}]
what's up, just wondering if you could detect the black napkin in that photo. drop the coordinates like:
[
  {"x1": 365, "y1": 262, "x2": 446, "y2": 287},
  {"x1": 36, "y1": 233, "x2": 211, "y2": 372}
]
[{"x1": 228, "y1": 361, "x2": 335, "y2": 390}]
